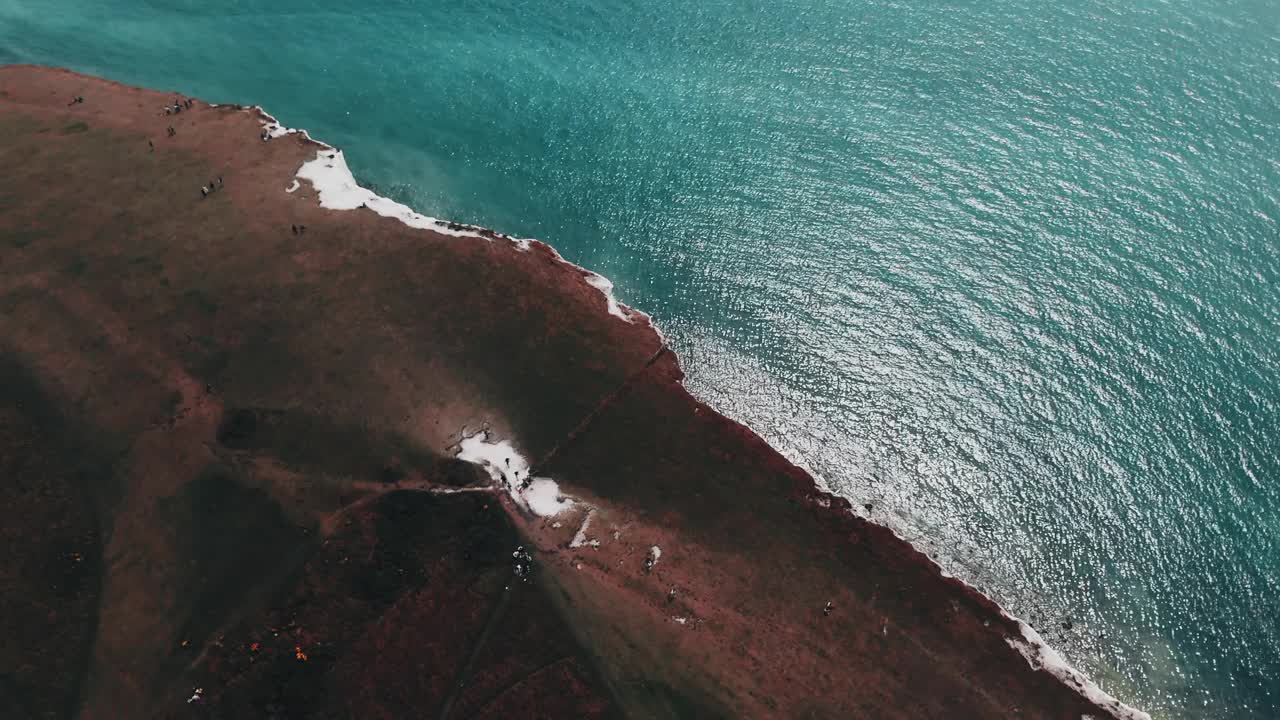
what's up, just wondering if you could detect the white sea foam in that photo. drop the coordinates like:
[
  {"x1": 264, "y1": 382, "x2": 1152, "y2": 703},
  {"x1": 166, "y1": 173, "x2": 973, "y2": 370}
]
[
  {"x1": 850, "y1": 504, "x2": 1151, "y2": 720},
  {"x1": 1004, "y1": 620, "x2": 1152, "y2": 720},
  {"x1": 456, "y1": 431, "x2": 573, "y2": 517}
]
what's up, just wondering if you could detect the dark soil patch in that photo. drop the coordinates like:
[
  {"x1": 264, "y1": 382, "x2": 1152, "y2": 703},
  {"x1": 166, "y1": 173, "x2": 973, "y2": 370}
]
[
  {"x1": 171, "y1": 465, "x2": 309, "y2": 647},
  {"x1": 0, "y1": 354, "x2": 105, "y2": 720},
  {"x1": 216, "y1": 407, "x2": 451, "y2": 485}
]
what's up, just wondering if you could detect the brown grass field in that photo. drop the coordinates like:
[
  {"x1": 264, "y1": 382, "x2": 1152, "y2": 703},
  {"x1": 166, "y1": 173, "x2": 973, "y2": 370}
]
[{"x1": 0, "y1": 65, "x2": 1138, "y2": 719}]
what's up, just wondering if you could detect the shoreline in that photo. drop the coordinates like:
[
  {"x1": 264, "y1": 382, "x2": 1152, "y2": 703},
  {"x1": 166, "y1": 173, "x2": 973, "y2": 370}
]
[
  {"x1": 244, "y1": 88, "x2": 1146, "y2": 720},
  {"x1": 257, "y1": 109, "x2": 653, "y2": 328},
  {"x1": 0, "y1": 63, "x2": 1149, "y2": 719}
]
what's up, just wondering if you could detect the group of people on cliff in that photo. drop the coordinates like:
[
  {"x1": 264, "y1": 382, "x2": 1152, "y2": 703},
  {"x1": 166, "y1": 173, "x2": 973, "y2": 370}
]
[
  {"x1": 165, "y1": 97, "x2": 192, "y2": 115},
  {"x1": 200, "y1": 176, "x2": 223, "y2": 198}
]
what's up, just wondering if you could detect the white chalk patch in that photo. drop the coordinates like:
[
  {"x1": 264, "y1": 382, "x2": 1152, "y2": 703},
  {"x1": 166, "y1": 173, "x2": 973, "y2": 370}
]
[
  {"x1": 294, "y1": 149, "x2": 499, "y2": 239},
  {"x1": 524, "y1": 478, "x2": 572, "y2": 517},
  {"x1": 258, "y1": 111, "x2": 298, "y2": 140},
  {"x1": 583, "y1": 272, "x2": 631, "y2": 321},
  {"x1": 427, "y1": 486, "x2": 497, "y2": 495},
  {"x1": 1005, "y1": 622, "x2": 1152, "y2": 720},
  {"x1": 249, "y1": 105, "x2": 659, "y2": 330},
  {"x1": 570, "y1": 510, "x2": 595, "y2": 548},
  {"x1": 457, "y1": 431, "x2": 527, "y2": 485},
  {"x1": 456, "y1": 431, "x2": 574, "y2": 517}
]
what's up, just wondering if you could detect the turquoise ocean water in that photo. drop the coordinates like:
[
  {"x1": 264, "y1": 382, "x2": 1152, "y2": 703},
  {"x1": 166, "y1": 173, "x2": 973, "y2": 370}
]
[{"x1": 2, "y1": 0, "x2": 1277, "y2": 715}]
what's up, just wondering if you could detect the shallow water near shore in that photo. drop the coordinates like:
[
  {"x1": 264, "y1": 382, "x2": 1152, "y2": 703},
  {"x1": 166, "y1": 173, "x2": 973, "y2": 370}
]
[{"x1": 3, "y1": 0, "x2": 1278, "y2": 716}]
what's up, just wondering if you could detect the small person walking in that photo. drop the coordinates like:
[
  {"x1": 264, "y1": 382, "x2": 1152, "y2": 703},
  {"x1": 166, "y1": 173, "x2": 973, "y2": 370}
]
[{"x1": 201, "y1": 186, "x2": 209, "y2": 198}]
